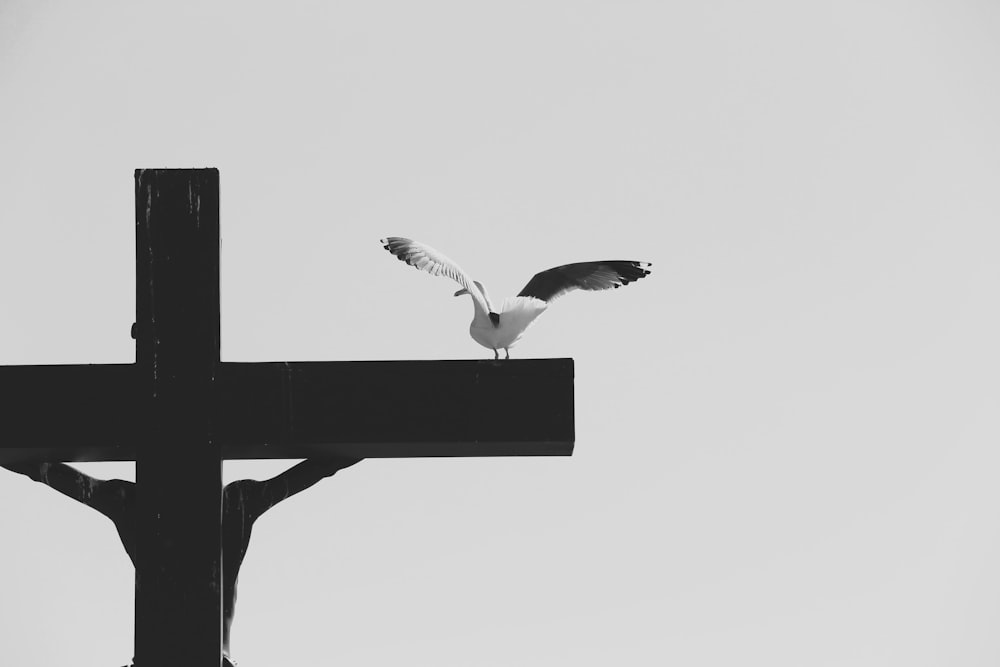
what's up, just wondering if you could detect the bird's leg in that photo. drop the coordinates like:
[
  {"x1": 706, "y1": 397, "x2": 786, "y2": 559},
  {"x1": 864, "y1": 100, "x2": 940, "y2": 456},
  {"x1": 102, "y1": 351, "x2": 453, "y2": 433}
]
[
  {"x1": 504, "y1": 348, "x2": 510, "y2": 360},
  {"x1": 493, "y1": 349, "x2": 499, "y2": 360}
]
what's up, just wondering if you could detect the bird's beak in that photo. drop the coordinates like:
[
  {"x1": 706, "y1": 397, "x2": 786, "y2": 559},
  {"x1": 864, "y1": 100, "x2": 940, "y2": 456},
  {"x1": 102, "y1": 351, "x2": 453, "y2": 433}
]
[{"x1": 454, "y1": 288, "x2": 468, "y2": 297}]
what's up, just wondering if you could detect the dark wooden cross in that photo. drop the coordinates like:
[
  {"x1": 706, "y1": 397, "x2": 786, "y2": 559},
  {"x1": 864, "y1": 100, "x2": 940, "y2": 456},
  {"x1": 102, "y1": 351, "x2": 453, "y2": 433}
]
[{"x1": 0, "y1": 169, "x2": 574, "y2": 667}]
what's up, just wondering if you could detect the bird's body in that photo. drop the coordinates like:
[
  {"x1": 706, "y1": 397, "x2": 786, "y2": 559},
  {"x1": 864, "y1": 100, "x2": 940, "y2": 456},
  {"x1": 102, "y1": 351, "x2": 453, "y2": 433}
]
[
  {"x1": 380, "y1": 237, "x2": 650, "y2": 358},
  {"x1": 470, "y1": 296, "x2": 549, "y2": 352}
]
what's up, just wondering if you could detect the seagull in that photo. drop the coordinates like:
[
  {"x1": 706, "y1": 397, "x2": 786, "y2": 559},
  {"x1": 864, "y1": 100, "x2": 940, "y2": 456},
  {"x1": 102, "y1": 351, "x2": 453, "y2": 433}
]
[{"x1": 381, "y1": 237, "x2": 652, "y2": 359}]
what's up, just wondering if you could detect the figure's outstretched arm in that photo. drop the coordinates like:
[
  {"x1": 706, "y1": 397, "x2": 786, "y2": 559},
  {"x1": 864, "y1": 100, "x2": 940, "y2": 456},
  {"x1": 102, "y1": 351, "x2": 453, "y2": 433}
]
[
  {"x1": 1, "y1": 461, "x2": 130, "y2": 520},
  {"x1": 3, "y1": 461, "x2": 101, "y2": 504},
  {"x1": 255, "y1": 456, "x2": 362, "y2": 515},
  {"x1": 218, "y1": 457, "x2": 361, "y2": 661}
]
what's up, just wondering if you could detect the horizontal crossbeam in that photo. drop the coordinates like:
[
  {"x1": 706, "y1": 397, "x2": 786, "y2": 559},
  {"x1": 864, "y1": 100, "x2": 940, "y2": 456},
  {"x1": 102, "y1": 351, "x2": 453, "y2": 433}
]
[
  {"x1": 0, "y1": 363, "x2": 139, "y2": 462},
  {"x1": 0, "y1": 359, "x2": 574, "y2": 463},
  {"x1": 217, "y1": 358, "x2": 574, "y2": 457}
]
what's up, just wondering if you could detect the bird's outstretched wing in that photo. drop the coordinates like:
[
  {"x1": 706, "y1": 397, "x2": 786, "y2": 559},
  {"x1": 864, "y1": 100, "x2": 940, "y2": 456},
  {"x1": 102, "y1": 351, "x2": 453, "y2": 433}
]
[
  {"x1": 381, "y1": 237, "x2": 495, "y2": 313},
  {"x1": 517, "y1": 261, "x2": 652, "y2": 303}
]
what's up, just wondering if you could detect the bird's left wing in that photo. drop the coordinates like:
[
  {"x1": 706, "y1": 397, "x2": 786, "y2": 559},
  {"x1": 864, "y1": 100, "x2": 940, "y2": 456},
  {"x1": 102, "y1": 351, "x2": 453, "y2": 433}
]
[
  {"x1": 517, "y1": 260, "x2": 652, "y2": 303},
  {"x1": 381, "y1": 237, "x2": 495, "y2": 313}
]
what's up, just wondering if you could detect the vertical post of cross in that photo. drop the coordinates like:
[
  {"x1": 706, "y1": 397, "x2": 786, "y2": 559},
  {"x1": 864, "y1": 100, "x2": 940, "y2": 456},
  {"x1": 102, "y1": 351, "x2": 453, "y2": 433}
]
[{"x1": 134, "y1": 169, "x2": 223, "y2": 666}]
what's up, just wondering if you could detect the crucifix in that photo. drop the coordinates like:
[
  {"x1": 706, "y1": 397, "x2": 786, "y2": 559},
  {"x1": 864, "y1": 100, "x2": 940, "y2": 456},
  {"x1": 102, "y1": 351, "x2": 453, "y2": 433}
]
[{"x1": 0, "y1": 169, "x2": 574, "y2": 666}]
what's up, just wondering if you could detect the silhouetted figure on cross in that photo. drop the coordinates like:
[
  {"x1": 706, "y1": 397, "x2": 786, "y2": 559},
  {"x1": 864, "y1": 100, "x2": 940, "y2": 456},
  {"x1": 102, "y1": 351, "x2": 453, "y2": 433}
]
[{"x1": 2, "y1": 456, "x2": 362, "y2": 666}]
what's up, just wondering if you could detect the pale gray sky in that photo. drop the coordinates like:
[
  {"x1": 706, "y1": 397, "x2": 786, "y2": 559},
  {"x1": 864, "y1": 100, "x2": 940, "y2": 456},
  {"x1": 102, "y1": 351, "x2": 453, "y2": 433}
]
[{"x1": 2, "y1": 1, "x2": 999, "y2": 665}]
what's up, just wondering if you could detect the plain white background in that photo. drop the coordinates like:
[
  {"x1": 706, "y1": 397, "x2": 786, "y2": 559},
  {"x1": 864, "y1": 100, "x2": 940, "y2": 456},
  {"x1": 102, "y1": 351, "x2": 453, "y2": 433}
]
[{"x1": 1, "y1": 1, "x2": 999, "y2": 665}]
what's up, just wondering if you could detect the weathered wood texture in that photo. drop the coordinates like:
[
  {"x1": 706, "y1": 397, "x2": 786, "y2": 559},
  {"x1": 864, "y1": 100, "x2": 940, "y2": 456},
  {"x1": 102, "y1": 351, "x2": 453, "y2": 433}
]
[
  {"x1": 133, "y1": 168, "x2": 222, "y2": 667},
  {"x1": 0, "y1": 359, "x2": 574, "y2": 462}
]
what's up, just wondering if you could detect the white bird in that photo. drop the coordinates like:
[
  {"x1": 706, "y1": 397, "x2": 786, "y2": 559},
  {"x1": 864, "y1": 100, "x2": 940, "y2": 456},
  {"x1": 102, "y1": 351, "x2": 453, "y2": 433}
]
[{"x1": 381, "y1": 237, "x2": 652, "y2": 359}]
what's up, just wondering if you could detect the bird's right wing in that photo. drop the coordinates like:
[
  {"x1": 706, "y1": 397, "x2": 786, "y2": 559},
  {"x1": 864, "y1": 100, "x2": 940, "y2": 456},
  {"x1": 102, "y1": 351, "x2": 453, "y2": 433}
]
[
  {"x1": 517, "y1": 261, "x2": 652, "y2": 303},
  {"x1": 381, "y1": 237, "x2": 494, "y2": 313}
]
